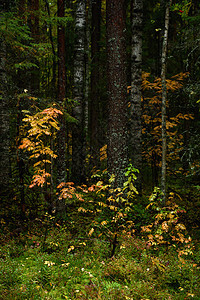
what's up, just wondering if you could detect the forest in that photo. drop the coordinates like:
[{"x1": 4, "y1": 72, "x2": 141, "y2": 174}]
[{"x1": 0, "y1": 0, "x2": 200, "y2": 299}]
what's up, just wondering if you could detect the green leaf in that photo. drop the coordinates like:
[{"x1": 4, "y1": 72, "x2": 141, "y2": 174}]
[
  {"x1": 109, "y1": 174, "x2": 115, "y2": 183},
  {"x1": 123, "y1": 181, "x2": 128, "y2": 187},
  {"x1": 129, "y1": 183, "x2": 138, "y2": 194},
  {"x1": 132, "y1": 174, "x2": 137, "y2": 180},
  {"x1": 14, "y1": 62, "x2": 39, "y2": 70}
]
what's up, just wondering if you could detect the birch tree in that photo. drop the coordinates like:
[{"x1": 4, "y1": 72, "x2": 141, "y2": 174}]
[
  {"x1": 72, "y1": 0, "x2": 86, "y2": 183},
  {"x1": 56, "y1": 0, "x2": 66, "y2": 214},
  {"x1": 106, "y1": 0, "x2": 128, "y2": 188},
  {"x1": 161, "y1": 0, "x2": 172, "y2": 205},
  {"x1": 130, "y1": 0, "x2": 143, "y2": 191}
]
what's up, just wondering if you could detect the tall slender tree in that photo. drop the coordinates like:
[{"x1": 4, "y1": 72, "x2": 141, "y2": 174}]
[
  {"x1": 161, "y1": 0, "x2": 172, "y2": 205},
  {"x1": 29, "y1": 0, "x2": 39, "y2": 41},
  {"x1": 90, "y1": 0, "x2": 101, "y2": 164},
  {"x1": 56, "y1": 0, "x2": 66, "y2": 214},
  {"x1": 106, "y1": 0, "x2": 128, "y2": 188},
  {"x1": 84, "y1": 0, "x2": 91, "y2": 139},
  {"x1": 72, "y1": 0, "x2": 86, "y2": 183},
  {"x1": 0, "y1": 3, "x2": 10, "y2": 195},
  {"x1": 28, "y1": 0, "x2": 40, "y2": 93},
  {"x1": 130, "y1": 0, "x2": 143, "y2": 191},
  {"x1": 44, "y1": 0, "x2": 56, "y2": 96}
]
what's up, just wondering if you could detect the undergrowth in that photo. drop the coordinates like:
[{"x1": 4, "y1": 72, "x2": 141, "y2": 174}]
[
  {"x1": 0, "y1": 169, "x2": 199, "y2": 299},
  {"x1": 0, "y1": 215, "x2": 199, "y2": 300}
]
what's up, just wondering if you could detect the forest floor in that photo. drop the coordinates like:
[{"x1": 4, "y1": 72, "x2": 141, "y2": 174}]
[{"x1": 0, "y1": 205, "x2": 200, "y2": 300}]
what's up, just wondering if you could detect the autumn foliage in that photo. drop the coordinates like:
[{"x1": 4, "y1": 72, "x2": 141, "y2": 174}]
[
  {"x1": 142, "y1": 72, "x2": 194, "y2": 173},
  {"x1": 19, "y1": 106, "x2": 62, "y2": 188}
]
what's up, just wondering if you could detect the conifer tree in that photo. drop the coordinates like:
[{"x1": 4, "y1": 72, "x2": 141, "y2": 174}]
[
  {"x1": 0, "y1": 2, "x2": 10, "y2": 195},
  {"x1": 90, "y1": 0, "x2": 101, "y2": 164},
  {"x1": 106, "y1": 0, "x2": 128, "y2": 188}
]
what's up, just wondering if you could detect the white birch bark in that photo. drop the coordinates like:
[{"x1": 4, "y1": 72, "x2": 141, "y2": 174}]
[
  {"x1": 0, "y1": 36, "x2": 10, "y2": 192},
  {"x1": 161, "y1": 0, "x2": 172, "y2": 205},
  {"x1": 85, "y1": 0, "x2": 91, "y2": 137},
  {"x1": 56, "y1": 0, "x2": 66, "y2": 215},
  {"x1": 130, "y1": 0, "x2": 143, "y2": 190},
  {"x1": 72, "y1": 0, "x2": 86, "y2": 183}
]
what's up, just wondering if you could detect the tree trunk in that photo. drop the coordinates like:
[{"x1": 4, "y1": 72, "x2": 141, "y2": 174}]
[
  {"x1": 161, "y1": 0, "x2": 172, "y2": 205},
  {"x1": 0, "y1": 36, "x2": 10, "y2": 195},
  {"x1": 16, "y1": 97, "x2": 26, "y2": 219},
  {"x1": 84, "y1": 0, "x2": 91, "y2": 146},
  {"x1": 0, "y1": 3, "x2": 10, "y2": 195},
  {"x1": 90, "y1": 0, "x2": 101, "y2": 165},
  {"x1": 56, "y1": 0, "x2": 66, "y2": 215},
  {"x1": 30, "y1": 0, "x2": 39, "y2": 42},
  {"x1": 130, "y1": 0, "x2": 143, "y2": 191},
  {"x1": 18, "y1": 0, "x2": 26, "y2": 20},
  {"x1": 28, "y1": 0, "x2": 40, "y2": 93},
  {"x1": 106, "y1": 0, "x2": 128, "y2": 188},
  {"x1": 45, "y1": 0, "x2": 56, "y2": 95},
  {"x1": 72, "y1": 0, "x2": 86, "y2": 184}
]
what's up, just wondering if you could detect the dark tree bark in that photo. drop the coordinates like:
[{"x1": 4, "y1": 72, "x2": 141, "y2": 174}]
[
  {"x1": 72, "y1": 0, "x2": 86, "y2": 184},
  {"x1": 0, "y1": 36, "x2": 10, "y2": 195},
  {"x1": 161, "y1": 0, "x2": 172, "y2": 205},
  {"x1": 16, "y1": 97, "x2": 26, "y2": 219},
  {"x1": 45, "y1": 0, "x2": 56, "y2": 94},
  {"x1": 90, "y1": 0, "x2": 101, "y2": 164},
  {"x1": 28, "y1": 0, "x2": 40, "y2": 93},
  {"x1": 129, "y1": 0, "x2": 143, "y2": 191},
  {"x1": 30, "y1": 0, "x2": 39, "y2": 41},
  {"x1": 18, "y1": 0, "x2": 26, "y2": 19},
  {"x1": 0, "y1": 5, "x2": 10, "y2": 195},
  {"x1": 106, "y1": 0, "x2": 128, "y2": 188},
  {"x1": 56, "y1": 0, "x2": 66, "y2": 215}
]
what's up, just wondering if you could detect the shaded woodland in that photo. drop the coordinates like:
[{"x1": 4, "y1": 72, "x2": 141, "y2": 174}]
[{"x1": 0, "y1": 0, "x2": 200, "y2": 299}]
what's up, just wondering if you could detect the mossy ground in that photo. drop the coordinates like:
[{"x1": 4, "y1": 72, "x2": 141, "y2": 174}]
[{"x1": 0, "y1": 209, "x2": 199, "y2": 300}]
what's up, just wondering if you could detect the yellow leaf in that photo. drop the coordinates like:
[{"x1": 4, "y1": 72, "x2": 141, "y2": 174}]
[
  {"x1": 101, "y1": 221, "x2": 107, "y2": 226},
  {"x1": 88, "y1": 228, "x2": 94, "y2": 236},
  {"x1": 79, "y1": 242, "x2": 86, "y2": 246},
  {"x1": 78, "y1": 207, "x2": 87, "y2": 213},
  {"x1": 96, "y1": 180, "x2": 103, "y2": 186},
  {"x1": 120, "y1": 243, "x2": 126, "y2": 249},
  {"x1": 61, "y1": 262, "x2": 70, "y2": 267},
  {"x1": 68, "y1": 246, "x2": 75, "y2": 252},
  {"x1": 110, "y1": 205, "x2": 118, "y2": 211},
  {"x1": 98, "y1": 202, "x2": 107, "y2": 207}
]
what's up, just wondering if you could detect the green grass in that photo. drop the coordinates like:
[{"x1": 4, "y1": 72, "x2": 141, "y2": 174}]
[{"x1": 0, "y1": 220, "x2": 199, "y2": 300}]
